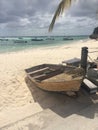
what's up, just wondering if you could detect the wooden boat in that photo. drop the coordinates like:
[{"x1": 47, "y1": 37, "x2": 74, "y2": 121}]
[
  {"x1": 46, "y1": 37, "x2": 55, "y2": 40},
  {"x1": 31, "y1": 38, "x2": 44, "y2": 41},
  {"x1": 14, "y1": 40, "x2": 27, "y2": 43},
  {"x1": 63, "y1": 37, "x2": 73, "y2": 40},
  {"x1": 25, "y1": 64, "x2": 84, "y2": 92}
]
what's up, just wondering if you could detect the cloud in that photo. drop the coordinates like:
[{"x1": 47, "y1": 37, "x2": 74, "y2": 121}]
[
  {"x1": 68, "y1": 0, "x2": 98, "y2": 18},
  {"x1": 0, "y1": 0, "x2": 98, "y2": 36},
  {"x1": 50, "y1": 0, "x2": 98, "y2": 35}
]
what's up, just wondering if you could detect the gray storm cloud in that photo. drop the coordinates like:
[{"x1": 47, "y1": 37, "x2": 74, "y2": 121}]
[
  {"x1": 69, "y1": 0, "x2": 98, "y2": 18},
  {"x1": 0, "y1": 0, "x2": 98, "y2": 35}
]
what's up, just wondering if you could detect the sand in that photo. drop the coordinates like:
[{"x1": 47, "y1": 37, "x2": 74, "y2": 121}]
[{"x1": 0, "y1": 39, "x2": 98, "y2": 127}]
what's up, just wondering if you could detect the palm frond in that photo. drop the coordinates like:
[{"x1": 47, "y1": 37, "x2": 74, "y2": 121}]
[{"x1": 49, "y1": 0, "x2": 72, "y2": 32}]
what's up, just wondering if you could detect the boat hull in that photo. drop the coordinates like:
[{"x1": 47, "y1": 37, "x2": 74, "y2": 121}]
[
  {"x1": 25, "y1": 64, "x2": 84, "y2": 92},
  {"x1": 28, "y1": 76, "x2": 83, "y2": 92}
]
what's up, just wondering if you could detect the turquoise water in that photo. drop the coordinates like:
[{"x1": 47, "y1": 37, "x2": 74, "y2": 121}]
[{"x1": 0, "y1": 35, "x2": 89, "y2": 53}]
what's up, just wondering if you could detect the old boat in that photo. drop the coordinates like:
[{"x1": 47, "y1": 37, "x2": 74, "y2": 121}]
[
  {"x1": 63, "y1": 37, "x2": 73, "y2": 40},
  {"x1": 25, "y1": 64, "x2": 84, "y2": 92}
]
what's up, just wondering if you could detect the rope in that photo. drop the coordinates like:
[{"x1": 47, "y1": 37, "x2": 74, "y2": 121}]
[
  {"x1": 89, "y1": 51, "x2": 98, "y2": 53},
  {"x1": 88, "y1": 50, "x2": 98, "y2": 62},
  {"x1": 88, "y1": 54, "x2": 94, "y2": 62}
]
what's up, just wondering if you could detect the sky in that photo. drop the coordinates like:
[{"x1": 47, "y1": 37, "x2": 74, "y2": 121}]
[{"x1": 0, "y1": 0, "x2": 98, "y2": 36}]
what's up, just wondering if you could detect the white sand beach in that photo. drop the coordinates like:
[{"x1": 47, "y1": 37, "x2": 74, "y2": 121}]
[{"x1": 0, "y1": 39, "x2": 98, "y2": 128}]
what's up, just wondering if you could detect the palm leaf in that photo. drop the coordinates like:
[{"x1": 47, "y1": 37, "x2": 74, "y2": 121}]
[{"x1": 49, "y1": 0, "x2": 72, "y2": 32}]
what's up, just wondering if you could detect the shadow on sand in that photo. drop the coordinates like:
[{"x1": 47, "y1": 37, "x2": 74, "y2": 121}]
[{"x1": 25, "y1": 77, "x2": 98, "y2": 119}]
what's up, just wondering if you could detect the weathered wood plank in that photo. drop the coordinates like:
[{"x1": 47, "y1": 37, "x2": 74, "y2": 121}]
[
  {"x1": 25, "y1": 64, "x2": 63, "y2": 73},
  {"x1": 34, "y1": 69, "x2": 64, "y2": 81},
  {"x1": 25, "y1": 64, "x2": 46, "y2": 73},
  {"x1": 27, "y1": 67, "x2": 50, "y2": 75}
]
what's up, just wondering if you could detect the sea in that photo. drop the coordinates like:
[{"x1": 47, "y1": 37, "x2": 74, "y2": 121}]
[{"x1": 0, "y1": 35, "x2": 89, "y2": 53}]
